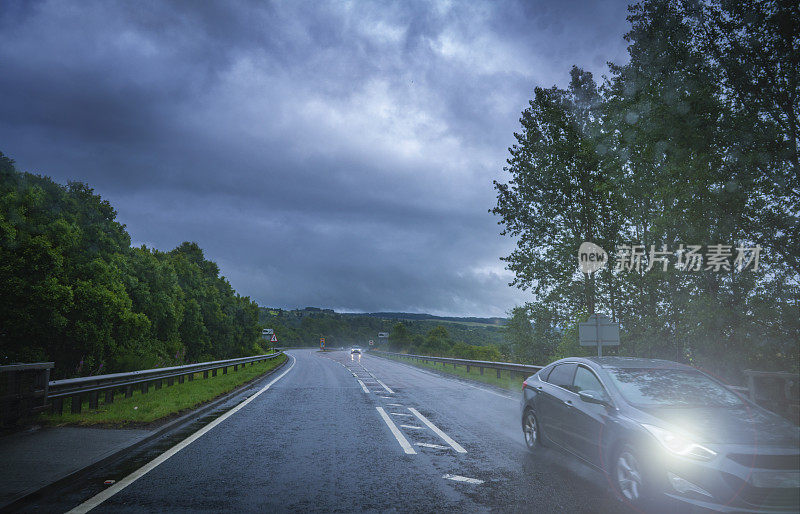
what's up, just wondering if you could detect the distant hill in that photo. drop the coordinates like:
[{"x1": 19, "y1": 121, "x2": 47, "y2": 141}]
[{"x1": 356, "y1": 312, "x2": 506, "y2": 326}]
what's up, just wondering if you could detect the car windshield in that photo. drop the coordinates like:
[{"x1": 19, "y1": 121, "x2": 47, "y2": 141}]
[{"x1": 605, "y1": 368, "x2": 743, "y2": 408}]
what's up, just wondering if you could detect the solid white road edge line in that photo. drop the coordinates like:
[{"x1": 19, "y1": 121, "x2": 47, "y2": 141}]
[
  {"x1": 443, "y1": 474, "x2": 484, "y2": 485},
  {"x1": 407, "y1": 407, "x2": 467, "y2": 453},
  {"x1": 375, "y1": 407, "x2": 416, "y2": 455},
  {"x1": 66, "y1": 354, "x2": 297, "y2": 514},
  {"x1": 356, "y1": 379, "x2": 370, "y2": 393}
]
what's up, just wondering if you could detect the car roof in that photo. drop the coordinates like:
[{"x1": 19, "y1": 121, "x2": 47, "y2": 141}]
[{"x1": 583, "y1": 356, "x2": 692, "y2": 370}]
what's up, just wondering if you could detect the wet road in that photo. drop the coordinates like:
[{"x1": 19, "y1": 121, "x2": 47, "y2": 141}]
[{"x1": 61, "y1": 349, "x2": 633, "y2": 513}]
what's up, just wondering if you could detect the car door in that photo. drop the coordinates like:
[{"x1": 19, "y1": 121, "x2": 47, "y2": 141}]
[
  {"x1": 537, "y1": 363, "x2": 577, "y2": 448},
  {"x1": 560, "y1": 365, "x2": 612, "y2": 467}
]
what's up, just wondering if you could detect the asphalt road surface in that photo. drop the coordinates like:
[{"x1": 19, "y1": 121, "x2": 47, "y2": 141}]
[{"x1": 53, "y1": 349, "x2": 635, "y2": 513}]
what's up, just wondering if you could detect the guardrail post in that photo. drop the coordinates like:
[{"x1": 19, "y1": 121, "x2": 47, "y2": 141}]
[
  {"x1": 480, "y1": 367, "x2": 484, "y2": 375},
  {"x1": 187, "y1": 373, "x2": 194, "y2": 381},
  {"x1": 453, "y1": 363, "x2": 457, "y2": 369},
  {"x1": 233, "y1": 364, "x2": 238, "y2": 372},
  {"x1": 466, "y1": 365, "x2": 470, "y2": 372},
  {"x1": 223, "y1": 367, "x2": 227, "y2": 375},
  {"x1": 141, "y1": 381, "x2": 148, "y2": 394},
  {"x1": 203, "y1": 370, "x2": 209, "y2": 379},
  {"x1": 105, "y1": 389, "x2": 114, "y2": 404},
  {"x1": 89, "y1": 391, "x2": 99, "y2": 409},
  {"x1": 125, "y1": 385, "x2": 133, "y2": 398},
  {"x1": 71, "y1": 394, "x2": 82, "y2": 414},
  {"x1": 178, "y1": 375, "x2": 184, "y2": 384},
  {"x1": 52, "y1": 397, "x2": 63, "y2": 415},
  {"x1": 212, "y1": 369, "x2": 217, "y2": 377},
  {"x1": 154, "y1": 379, "x2": 162, "y2": 390},
  {"x1": 497, "y1": 369, "x2": 501, "y2": 379},
  {"x1": 167, "y1": 377, "x2": 174, "y2": 386}
]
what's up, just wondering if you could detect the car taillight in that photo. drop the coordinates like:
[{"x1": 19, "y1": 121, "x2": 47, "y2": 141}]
[{"x1": 522, "y1": 380, "x2": 528, "y2": 390}]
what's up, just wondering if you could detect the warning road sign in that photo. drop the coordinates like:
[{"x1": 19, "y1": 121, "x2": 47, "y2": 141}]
[{"x1": 270, "y1": 334, "x2": 277, "y2": 342}]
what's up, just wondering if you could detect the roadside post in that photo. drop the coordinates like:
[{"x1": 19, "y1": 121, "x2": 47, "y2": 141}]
[{"x1": 578, "y1": 314, "x2": 620, "y2": 357}]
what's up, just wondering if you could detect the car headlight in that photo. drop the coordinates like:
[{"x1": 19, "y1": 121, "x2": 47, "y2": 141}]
[{"x1": 641, "y1": 424, "x2": 717, "y2": 461}]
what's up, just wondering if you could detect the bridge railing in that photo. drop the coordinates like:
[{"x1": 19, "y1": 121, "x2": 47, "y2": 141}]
[
  {"x1": 46, "y1": 353, "x2": 282, "y2": 415},
  {"x1": 370, "y1": 350, "x2": 542, "y2": 379}
]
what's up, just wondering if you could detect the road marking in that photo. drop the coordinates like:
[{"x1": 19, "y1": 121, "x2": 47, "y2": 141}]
[
  {"x1": 408, "y1": 408, "x2": 467, "y2": 453},
  {"x1": 400, "y1": 424, "x2": 424, "y2": 429},
  {"x1": 356, "y1": 379, "x2": 370, "y2": 393},
  {"x1": 387, "y1": 403, "x2": 404, "y2": 407},
  {"x1": 375, "y1": 378, "x2": 394, "y2": 394},
  {"x1": 378, "y1": 395, "x2": 392, "y2": 399},
  {"x1": 390, "y1": 412, "x2": 413, "y2": 417},
  {"x1": 375, "y1": 407, "x2": 416, "y2": 455},
  {"x1": 416, "y1": 442, "x2": 449, "y2": 449},
  {"x1": 66, "y1": 354, "x2": 297, "y2": 513},
  {"x1": 443, "y1": 474, "x2": 484, "y2": 485}
]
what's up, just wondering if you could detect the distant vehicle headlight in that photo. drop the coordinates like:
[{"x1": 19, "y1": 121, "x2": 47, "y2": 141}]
[{"x1": 641, "y1": 424, "x2": 717, "y2": 461}]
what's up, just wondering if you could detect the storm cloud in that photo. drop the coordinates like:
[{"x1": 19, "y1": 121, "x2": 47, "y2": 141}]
[{"x1": 0, "y1": 0, "x2": 630, "y2": 316}]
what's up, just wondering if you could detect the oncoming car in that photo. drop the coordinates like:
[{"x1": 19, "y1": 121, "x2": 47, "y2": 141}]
[
  {"x1": 521, "y1": 357, "x2": 800, "y2": 512},
  {"x1": 350, "y1": 347, "x2": 362, "y2": 354}
]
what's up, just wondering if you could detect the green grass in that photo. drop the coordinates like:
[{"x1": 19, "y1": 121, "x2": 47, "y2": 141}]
[
  {"x1": 381, "y1": 354, "x2": 526, "y2": 391},
  {"x1": 40, "y1": 354, "x2": 288, "y2": 426}
]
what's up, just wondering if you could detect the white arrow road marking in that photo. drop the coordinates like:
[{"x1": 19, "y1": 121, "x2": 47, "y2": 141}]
[
  {"x1": 443, "y1": 474, "x2": 484, "y2": 485},
  {"x1": 408, "y1": 407, "x2": 467, "y2": 453},
  {"x1": 66, "y1": 354, "x2": 297, "y2": 513},
  {"x1": 376, "y1": 407, "x2": 416, "y2": 455}
]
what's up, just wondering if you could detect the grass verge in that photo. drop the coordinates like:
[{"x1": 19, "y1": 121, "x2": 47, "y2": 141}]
[
  {"x1": 40, "y1": 354, "x2": 288, "y2": 427},
  {"x1": 380, "y1": 353, "x2": 527, "y2": 391}
]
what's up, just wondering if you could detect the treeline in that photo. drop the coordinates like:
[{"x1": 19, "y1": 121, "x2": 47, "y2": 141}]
[
  {"x1": 258, "y1": 307, "x2": 506, "y2": 349},
  {"x1": 0, "y1": 153, "x2": 263, "y2": 378},
  {"x1": 494, "y1": 0, "x2": 799, "y2": 382},
  {"x1": 387, "y1": 323, "x2": 502, "y2": 361}
]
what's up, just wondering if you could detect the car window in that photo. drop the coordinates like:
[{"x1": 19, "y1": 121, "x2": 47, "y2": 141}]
[
  {"x1": 606, "y1": 368, "x2": 743, "y2": 408},
  {"x1": 573, "y1": 366, "x2": 608, "y2": 398},
  {"x1": 546, "y1": 363, "x2": 576, "y2": 389}
]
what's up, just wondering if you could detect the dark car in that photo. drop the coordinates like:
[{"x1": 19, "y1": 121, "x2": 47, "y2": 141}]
[{"x1": 521, "y1": 357, "x2": 800, "y2": 512}]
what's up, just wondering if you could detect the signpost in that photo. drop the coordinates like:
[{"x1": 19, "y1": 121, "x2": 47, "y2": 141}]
[
  {"x1": 320, "y1": 337, "x2": 325, "y2": 349},
  {"x1": 578, "y1": 314, "x2": 620, "y2": 357}
]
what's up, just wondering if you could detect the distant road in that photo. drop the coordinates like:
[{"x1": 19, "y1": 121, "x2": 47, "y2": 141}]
[{"x1": 55, "y1": 349, "x2": 631, "y2": 512}]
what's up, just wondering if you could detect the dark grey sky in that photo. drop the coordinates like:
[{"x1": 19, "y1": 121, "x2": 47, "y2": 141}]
[{"x1": 0, "y1": 0, "x2": 631, "y2": 317}]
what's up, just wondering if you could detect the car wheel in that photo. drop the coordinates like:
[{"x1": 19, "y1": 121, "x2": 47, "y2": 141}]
[
  {"x1": 522, "y1": 410, "x2": 543, "y2": 451},
  {"x1": 613, "y1": 445, "x2": 649, "y2": 505}
]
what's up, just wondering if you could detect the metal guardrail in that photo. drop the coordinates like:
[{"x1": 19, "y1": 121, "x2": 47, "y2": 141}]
[
  {"x1": 371, "y1": 350, "x2": 542, "y2": 379},
  {"x1": 1, "y1": 362, "x2": 54, "y2": 424},
  {"x1": 47, "y1": 353, "x2": 281, "y2": 415}
]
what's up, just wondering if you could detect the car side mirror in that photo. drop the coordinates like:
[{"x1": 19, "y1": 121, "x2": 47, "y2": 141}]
[{"x1": 578, "y1": 390, "x2": 609, "y2": 406}]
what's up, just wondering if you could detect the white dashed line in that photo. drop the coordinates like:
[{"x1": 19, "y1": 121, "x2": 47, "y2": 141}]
[
  {"x1": 356, "y1": 379, "x2": 370, "y2": 393},
  {"x1": 408, "y1": 408, "x2": 467, "y2": 453},
  {"x1": 400, "y1": 424, "x2": 424, "y2": 430},
  {"x1": 387, "y1": 403, "x2": 404, "y2": 407},
  {"x1": 390, "y1": 412, "x2": 413, "y2": 417},
  {"x1": 443, "y1": 474, "x2": 484, "y2": 485},
  {"x1": 376, "y1": 407, "x2": 416, "y2": 455}
]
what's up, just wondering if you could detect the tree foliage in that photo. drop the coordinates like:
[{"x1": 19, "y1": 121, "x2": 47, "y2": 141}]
[
  {"x1": 0, "y1": 154, "x2": 263, "y2": 377},
  {"x1": 493, "y1": 0, "x2": 799, "y2": 381}
]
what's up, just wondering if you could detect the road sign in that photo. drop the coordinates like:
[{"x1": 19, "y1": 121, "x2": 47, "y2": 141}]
[
  {"x1": 270, "y1": 334, "x2": 277, "y2": 343},
  {"x1": 320, "y1": 337, "x2": 325, "y2": 348},
  {"x1": 262, "y1": 328, "x2": 274, "y2": 336},
  {"x1": 369, "y1": 340, "x2": 374, "y2": 346},
  {"x1": 377, "y1": 332, "x2": 389, "y2": 338},
  {"x1": 578, "y1": 314, "x2": 620, "y2": 357}
]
